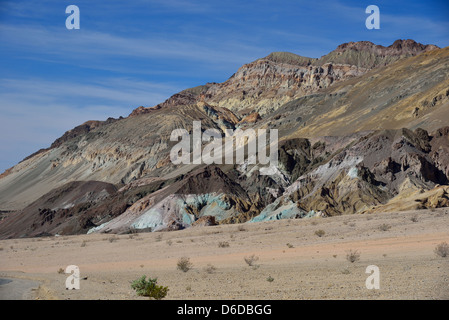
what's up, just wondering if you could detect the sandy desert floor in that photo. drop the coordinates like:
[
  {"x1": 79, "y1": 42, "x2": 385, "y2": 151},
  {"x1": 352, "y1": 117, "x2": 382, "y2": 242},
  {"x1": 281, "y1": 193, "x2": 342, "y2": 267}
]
[{"x1": 0, "y1": 208, "x2": 448, "y2": 300}]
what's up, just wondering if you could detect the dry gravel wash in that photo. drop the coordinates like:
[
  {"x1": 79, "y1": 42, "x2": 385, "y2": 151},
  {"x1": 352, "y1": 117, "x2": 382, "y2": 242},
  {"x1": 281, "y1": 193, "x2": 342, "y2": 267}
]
[{"x1": 0, "y1": 208, "x2": 448, "y2": 300}]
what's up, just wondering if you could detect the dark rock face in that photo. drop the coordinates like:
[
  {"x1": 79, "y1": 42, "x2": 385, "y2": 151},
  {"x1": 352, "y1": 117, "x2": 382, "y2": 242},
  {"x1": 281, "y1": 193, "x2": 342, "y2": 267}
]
[
  {"x1": 284, "y1": 127, "x2": 449, "y2": 217},
  {"x1": 0, "y1": 181, "x2": 117, "y2": 239}
]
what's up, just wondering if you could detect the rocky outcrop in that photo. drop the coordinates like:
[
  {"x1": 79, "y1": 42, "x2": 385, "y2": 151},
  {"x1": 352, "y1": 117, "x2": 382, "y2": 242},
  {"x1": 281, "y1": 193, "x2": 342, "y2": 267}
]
[
  {"x1": 265, "y1": 127, "x2": 449, "y2": 219},
  {"x1": 183, "y1": 58, "x2": 367, "y2": 115},
  {"x1": 319, "y1": 39, "x2": 439, "y2": 69},
  {"x1": 129, "y1": 40, "x2": 438, "y2": 117},
  {"x1": 239, "y1": 112, "x2": 261, "y2": 124},
  {"x1": 191, "y1": 215, "x2": 218, "y2": 227}
]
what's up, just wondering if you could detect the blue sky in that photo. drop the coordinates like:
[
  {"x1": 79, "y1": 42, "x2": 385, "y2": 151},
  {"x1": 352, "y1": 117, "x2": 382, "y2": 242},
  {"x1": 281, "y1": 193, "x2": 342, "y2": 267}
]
[{"x1": 1, "y1": 0, "x2": 448, "y2": 173}]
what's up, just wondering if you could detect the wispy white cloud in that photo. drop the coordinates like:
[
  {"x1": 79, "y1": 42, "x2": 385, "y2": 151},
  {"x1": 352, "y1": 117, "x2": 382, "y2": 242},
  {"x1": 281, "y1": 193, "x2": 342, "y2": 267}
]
[
  {"x1": 0, "y1": 77, "x2": 179, "y2": 108},
  {"x1": 0, "y1": 76, "x2": 182, "y2": 171},
  {"x1": 0, "y1": 23, "x2": 266, "y2": 70}
]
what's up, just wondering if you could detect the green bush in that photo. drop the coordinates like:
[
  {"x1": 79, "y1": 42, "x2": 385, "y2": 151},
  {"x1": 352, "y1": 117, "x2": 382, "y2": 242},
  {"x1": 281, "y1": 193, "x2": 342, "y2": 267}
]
[{"x1": 131, "y1": 275, "x2": 169, "y2": 300}]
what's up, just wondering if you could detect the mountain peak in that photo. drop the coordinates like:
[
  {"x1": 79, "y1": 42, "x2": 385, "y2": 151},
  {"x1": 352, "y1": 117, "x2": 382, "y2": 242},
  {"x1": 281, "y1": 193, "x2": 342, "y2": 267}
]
[
  {"x1": 388, "y1": 39, "x2": 439, "y2": 53},
  {"x1": 334, "y1": 39, "x2": 439, "y2": 55},
  {"x1": 261, "y1": 51, "x2": 316, "y2": 66},
  {"x1": 317, "y1": 39, "x2": 439, "y2": 69}
]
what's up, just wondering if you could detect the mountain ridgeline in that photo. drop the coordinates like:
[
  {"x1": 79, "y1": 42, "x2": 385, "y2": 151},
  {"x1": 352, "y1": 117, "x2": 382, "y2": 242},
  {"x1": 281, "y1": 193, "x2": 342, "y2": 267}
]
[{"x1": 1, "y1": 39, "x2": 448, "y2": 239}]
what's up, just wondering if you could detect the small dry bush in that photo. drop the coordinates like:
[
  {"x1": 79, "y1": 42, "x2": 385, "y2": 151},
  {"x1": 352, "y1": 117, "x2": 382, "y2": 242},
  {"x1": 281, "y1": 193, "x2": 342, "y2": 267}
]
[
  {"x1": 108, "y1": 235, "x2": 119, "y2": 243},
  {"x1": 315, "y1": 229, "x2": 325, "y2": 237},
  {"x1": 244, "y1": 254, "x2": 259, "y2": 267},
  {"x1": 434, "y1": 242, "x2": 449, "y2": 258},
  {"x1": 204, "y1": 264, "x2": 216, "y2": 274},
  {"x1": 346, "y1": 249, "x2": 360, "y2": 263},
  {"x1": 177, "y1": 257, "x2": 193, "y2": 272},
  {"x1": 218, "y1": 241, "x2": 230, "y2": 248}
]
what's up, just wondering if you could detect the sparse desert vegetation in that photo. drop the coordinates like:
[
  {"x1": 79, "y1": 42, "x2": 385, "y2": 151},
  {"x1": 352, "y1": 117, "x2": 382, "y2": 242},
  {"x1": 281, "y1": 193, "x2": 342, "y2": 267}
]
[
  {"x1": 177, "y1": 257, "x2": 193, "y2": 272},
  {"x1": 218, "y1": 241, "x2": 230, "y2": 248},
  {"x1": 203, "y1": 264, "x2": 216, "y2": 274},
  {"x1": 434, "y1": 242, "x2": 449, "y2": 258},
  {"x1": 1, "y1": 208, "x2": 448, "y2": 300},
  {"x1": 346, "y1": 249, "x2": 361, "y2": 263},
  {"x1": 107, "y1": 235, "x2": 119, "y2": 243},
  {"x1": 315, "y1": 229, "x2": 325, "y2": 237},
  {"x1": 244, "y1": 254, "x2": 259, "y2": 267}
]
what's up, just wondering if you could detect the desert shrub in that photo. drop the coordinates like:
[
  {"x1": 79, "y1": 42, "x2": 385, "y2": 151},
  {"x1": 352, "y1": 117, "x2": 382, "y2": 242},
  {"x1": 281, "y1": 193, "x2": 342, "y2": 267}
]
[
  {"x1": 434, "y1": 242, "x2": 449, "y2": 258},
  {"x1": 108, "y1": 235, "x2": 119, "y2": 243},
  {"x1": 266, "y1": 276, "x2": 274, "y2": 282},
  {"x1": 57, "y1": 267, "x2": 64, "y2": 274},
  {"x1": 341, "y1": 268, "x2": 351, "y2": 275},
  {"x1": 410, "y1": 215, "x2": 419, "y2": 223},
  {"x1": 177, "y1": 257, "x2": 193, "y2": 272},
  {"x1": 244, "y1": 254, "x2": 259, "y2": 267},
  {"x1": 130, "y1": 275, "x2": 168, "y2": 300},
  {"x1": 218, "y1": 241, "x2": 230, "y2": 248},
  {"x1": 315, "y1": 229, "x2": 325, "y2": 237},
  {"x1": 378, "y1": 224, "x2": 391, "y2": 231},
  {"x1": 286, "y1": 243, "x2": 294, "y2": 248},
  {"x1": 346, "y1": 249, "x2": 360, "y2": 263},
  {"x1": 204, "y1": 264, "x2": 216, "y2": 274}
]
